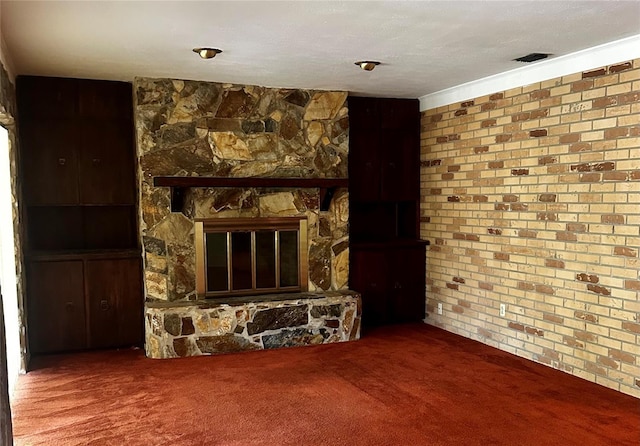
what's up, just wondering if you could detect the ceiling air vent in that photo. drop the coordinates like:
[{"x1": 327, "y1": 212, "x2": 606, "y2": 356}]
[{"x1": 513, "y1": 53, "x2": 551, "y2": 63}]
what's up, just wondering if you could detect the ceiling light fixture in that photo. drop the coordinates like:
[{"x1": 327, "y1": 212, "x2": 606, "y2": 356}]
[
  {"x1": 193, "y1": 47, "x2": 223, "y2": 59},
  {"x1": 355, "y1": 61, "x2": 380, "y2": 71}
]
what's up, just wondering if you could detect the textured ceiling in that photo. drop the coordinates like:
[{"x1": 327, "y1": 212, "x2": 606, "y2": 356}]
[{"x1": 2, "y1": 1, "x2": 640, "y2": 98}]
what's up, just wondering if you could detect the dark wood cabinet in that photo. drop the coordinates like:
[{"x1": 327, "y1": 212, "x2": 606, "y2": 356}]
[
  {"x1": 18, "y1": 76, "x2": 143, "y2": 354},
  {"x1": 350, "y1": 244, "x2": 426, "y2": 326},
  {"x1": 27, "y1": 255, "x2": 143, "y2": 354},
  {"x1": 348, "y1": 96, "x2": 427, "y2": 329}
]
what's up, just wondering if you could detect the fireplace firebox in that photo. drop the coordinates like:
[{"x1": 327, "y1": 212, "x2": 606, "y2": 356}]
[{"x1": 194, "y1": 217, "x2": 308, "y2": 298}]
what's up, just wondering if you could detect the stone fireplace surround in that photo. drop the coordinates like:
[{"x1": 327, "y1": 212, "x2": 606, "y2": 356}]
[{"x1": 135, "y1": 78, "x2": 361, "y2": 357}]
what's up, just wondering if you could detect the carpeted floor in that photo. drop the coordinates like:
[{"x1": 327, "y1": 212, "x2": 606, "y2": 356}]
[{"x1": 11, "y1": 324, "x2": 640, "y2": 445}]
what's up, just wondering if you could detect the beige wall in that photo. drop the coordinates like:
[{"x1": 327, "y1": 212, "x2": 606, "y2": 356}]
[{"x1": 420, "y1": 59, "x2": 640, "y2": 397}]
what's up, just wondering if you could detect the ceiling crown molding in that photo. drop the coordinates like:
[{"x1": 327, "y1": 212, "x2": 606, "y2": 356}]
[{"x1": 419, "y1": 34, "x2": 640, "y2": 111}]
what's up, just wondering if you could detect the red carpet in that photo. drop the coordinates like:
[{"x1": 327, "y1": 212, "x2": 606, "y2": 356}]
[{"x1": 11, "y1": 324, "x2": 640, "y2": 445}]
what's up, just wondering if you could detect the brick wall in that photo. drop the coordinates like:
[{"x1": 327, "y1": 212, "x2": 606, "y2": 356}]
[{"x1": 420, "y1": 59, "x2": 640, "y2": 397}]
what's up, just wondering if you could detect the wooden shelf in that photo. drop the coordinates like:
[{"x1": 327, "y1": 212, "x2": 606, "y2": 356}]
[{"x1": 153, "y1": 176, "x2": 349, "y2": 212}]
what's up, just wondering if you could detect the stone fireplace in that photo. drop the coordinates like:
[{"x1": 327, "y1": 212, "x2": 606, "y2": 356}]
[{"x1": 134, "y1": 78, "x2": 360, "y2": 358}]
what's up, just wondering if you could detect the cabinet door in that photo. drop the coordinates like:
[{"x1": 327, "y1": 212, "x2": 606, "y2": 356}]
[
  {"x1": 350, "y1": 249, "x2": 391, "y2": 328},
  {"x1": 390, "y1": 246, "x2": 426, "y2": 323},
  {"x1": 20, "y1": 119, "x2": 80, "y2": 205},
  {"x1": 380, "y1": 129, "x2": 419, "y2": 202},
  {"x1": 27, "y1": 261, "x2": 86, "y2": 353},
  {"x1": 86, "y1": 258, "x2": 143, "y2": 348},
  {"x1": 78, "y1": 120, "x2": 135, "y2": 204},
  {"x1": 348, "y1": 97, "x2": 382, "y2": 202}
]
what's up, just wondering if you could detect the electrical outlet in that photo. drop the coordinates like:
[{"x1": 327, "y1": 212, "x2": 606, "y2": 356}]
[
  {"x1": 500, "y1": 303, "x2": 506, "y2": 317},
  {"x1": 437, "y1": 303, "x2": 443, "y2": 315}
]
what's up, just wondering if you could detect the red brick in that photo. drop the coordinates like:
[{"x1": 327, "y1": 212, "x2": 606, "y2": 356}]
[
  {"x1": 461, "y1": 100, "x2": 475, "y2": 107},
  {"x1": 580, "y1": 173, "x2": 600, "y2": 182},
  {"x1": 453, "y1": 233, "x2": 465, "y2": 240},
  {"x1": 575, "y1": 330, "x2": 597, "y2": 342},
  {"x1": 536, "y1": 284, "x2": 555, "y2": 295},
  {"x1": 435, "y1": 238, "x2": 444, "y2": 245},
  {"x1": 609, "y1": 62, "x2": 633, "y2": 73},
  {"x1": 481, "y1": 119, "x2": 497, "y2": 127},
  {"x1": 538, "y1": 156, "x2": 557, "y2": 165},
  {"x1": 481, "y1": 102, "x2": 496, "y2": 111},
  {"x1": 571, "y1": 79, "x2": 594, "y2": 92},
  {"x1": 508, "y1": 322, "x2": 525, "y2": 331},
  {"x1": 489, "y1": 93, "x2": 504, "y2": 100},
  {"x1": 585, "y1": 361, "x2": 607, "y2": 376},
  {"x1": 569, "y1": 142, "x2": 592, "y2": 152},
  {"x1": 539, "y1": 194, "x2": 556, "y2": 202},
  {"x1": 474, "y1": 146, "x2": 489, "y2": 154},
  {"x1": 529, "y1": 129, "x2": 547, "y2": 138},
  {"x1": 537, "y1": 212, "x2": 557, "y2": 221},
  {"x1": 622, "y1": 321, "x2": 640, "y2": 333},
  {"x1": 448, "y1": 134, "x2": 461, "y2": 141},
  {"x1": 563, "y1": 336, "x2": 584, "y2": 348},
  {"x1": 530, "y1": 109, "x2": 549, "y2": 119},
  {"x1": 495, "y1": 134, "x2": 512, "y2": 143},
  {"x1": 571, "y1": 163, "x2": 592, "y2": 172},
  {"x1": 453, "y1": 305, "x2": 464, "y2": 313},
  {"x1": 601, "y1": 214, "x2": 624, "y2": 224},
  {"x1": 618, "y1": 92, "x2": 640, "y2": 105},
  {"x1": 487, "y1": 228, "x2": 503, "y2": 235},
  {"x1": 454, "y1": 109, "x2": 467, "y2": 116},
  {"x1": 625, "y1": 280, "x2": 640, "y2": 290},
  {"x1": 448, "y1": 165, "x2": 460, "y2": 172},
  {"x1": 576, "y1": 273, "x2": 599, "y2": 283},
  {"x1": 473, "y1": 195, "x2": 488, "y2": 202},
  {"x1": 442, "y1": 173, "x2": 454, "y2": 180},
  {"x1": 458, "y1": 299, "x2": 471, "y2": 308},
  {"x1": 478, "y1": 328, "x2": 492, "y2": 338},
  {"x1": 446, "y1": 283, "x2": 459, "y2": 290},
  {"x1": 543, "y1": 313, "x2": 564, "y2": 324},
  {"x1": 530, "y1": 89, "x2": 550, "y2": 100},
  {"x1": 566, "y1": 223, "x2": 586, "y2": 232},
  {"x1": 587, "y1": 284, "x2": 611, "y2": 296},
  {"x1": 510, "y1": 203, "x2": 529, "y2": 211},
  {"x1": 575, "y1": 311, "x2": 598, "y2": 323},
  {"x1": 604, "y1": 127, "x2": 629, "y2": 139},
  {"x1": 557, "y1": 231, "x2": 577, "y2": 242},
  {"x1": 420, "y1": 216, "x2": 431, "y2": 223},
  {"x1": 592, "y1": 96, "x2": 618, "y2": 108},
  {"x1": 453, "y1": 277, "x2": 465, "y2": 284},
  {"x1": 430, "y1": 188, "x2": 442, "y2": 195},
  {"x1": 614, "y1": 246, "x2": 637, "y2": 257},
  {"x1": 583, "y1": 68, "x2": 607, "y2": 78},
  {"x1": 494, "y1": 252, "x2": 509, "y2": 261},
  {"x1": 597, "y1": 355, "x2": 619, "y2": 369},
  {"x1": 609, "y1": 348, "x2": 635, "y2": 364},
  {"x1": 603, "y1": 172, "x2": 628, "y2": 181},
  {"x1": 479, "y1": 282, "x2": 493, "y2": 291},
  {"x1": 494, "y1": 203, "x2": 509, "y2": 211},
  {"x1": 436, "y1": 136, "x2": 448, "y2": 143},
  {"x1": 545, "y1": 259, "x2": 565, "y2": 269},
  {"x1": 488, "y1": 161, "x2": 504, "y2": 169},
  {"x1": 592, "y1": 161, "x2": 615, "y2": 171},
  {"x1": 502, "y1": 194, "x2": 518, "y2": 202},
  {"x1": 518, "y1": 282, "x2": 535, "y2": 291},
  {"x1": 543, "y1": 348, "x2": 560, "y2": 361},
  {"x1": 447, "y1": 196, "x2": 460, "y2": 202},
  {"x1": 525, "y1": 326, "x2": 544, "y2": 337},
  {"x1": 430, "y1": 113, "x2": 443, "y2": 122},
  {"x1": 559, "y1": 134, "x2": 580, "y2": 144},
  {"x1": 511, "y1": 169, "x2": 529, "y2": 176},
  {"x1": 512, "y1": 112, "x2": 531, "y2": 122},
  {"x1": 465, "y1": 234, "x2": 480, "y2": 242},
  {"x1": 519, "y1": 230, "x2": 537, "y2": 238},
  {"x1": 631, "y1": 171, "x2": 640, "y2": 180},
  {"x1": 430, "y1": 159, "x2": 442, "y2": 166}
]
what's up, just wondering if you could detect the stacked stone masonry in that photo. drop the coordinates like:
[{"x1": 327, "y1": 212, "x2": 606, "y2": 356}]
[
  {"x1": 134, "y1": 79, "x2": 349, "y2": 302},
  {"x1": 421, "y1": 59, "x2": 640, "y2": 397},
  {"x1": 145, "y1": 291, "x2": 361, "y2": 358}
]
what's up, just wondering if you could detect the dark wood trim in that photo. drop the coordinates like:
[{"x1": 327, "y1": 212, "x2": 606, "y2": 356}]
[
  {"x1": 153, "y1": 176, "x2": 349, "y2": 212},
  {"x1": 26, "y1": 249, "x2": 141, "y2": 262}
]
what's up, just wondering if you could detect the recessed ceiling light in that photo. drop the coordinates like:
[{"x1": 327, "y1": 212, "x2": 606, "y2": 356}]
[
  {"x1": 355, "y1": 61, "x2": 381, "y2": 71},
  {"x1": 193, "y1": 47, "x2": 223, "y2": 59},
  {"x1": 513, "y1": 53, "x2": 551, "y2": 63}
]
